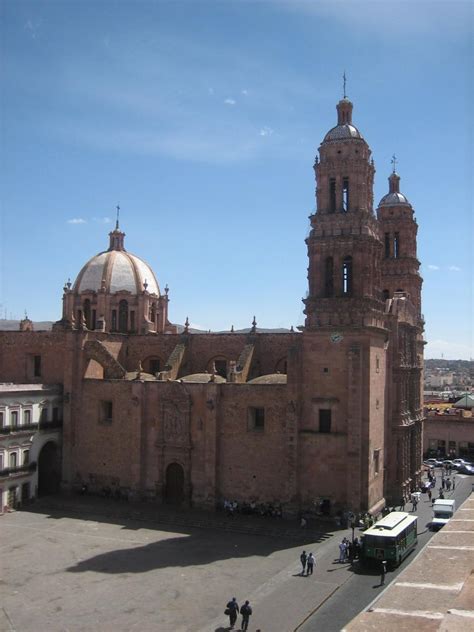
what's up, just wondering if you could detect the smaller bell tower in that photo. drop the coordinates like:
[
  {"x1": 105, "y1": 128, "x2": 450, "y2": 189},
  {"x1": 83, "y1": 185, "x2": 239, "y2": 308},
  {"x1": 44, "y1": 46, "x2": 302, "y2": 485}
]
[{"x1": 377, "y1": 165, "x2": 422, "y2": 317}]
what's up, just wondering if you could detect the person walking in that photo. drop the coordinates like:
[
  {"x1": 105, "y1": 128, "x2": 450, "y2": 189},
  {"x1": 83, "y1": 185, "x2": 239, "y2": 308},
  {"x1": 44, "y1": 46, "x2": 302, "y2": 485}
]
[
  {"x1": 380, "y1": 560, "x2": 387, "y2": 586},
  {"x1": 428, "y1": 489, "x2": 432, "y2": 502},
  {"x1": 453, "y1": 475, "x2": 456, "y2": 490},
  {"x1": 339, "y1": 540, "x2": 346, "y2": 563},
  {"x1": 240, "y1": 600, "x2": 252, "y2": 631},
  {"x1": 225, "y1": 597, "x2": 239, "y2": 629},
  {"x1": 446, "y1": 478, "x2": 451, "y2": 492},
  {"x1": 300, "y1": 550, "x2": 307, "y2": 575},
  {"x1": 307, "y1": 552, "x2": 315, "y2": 575}
]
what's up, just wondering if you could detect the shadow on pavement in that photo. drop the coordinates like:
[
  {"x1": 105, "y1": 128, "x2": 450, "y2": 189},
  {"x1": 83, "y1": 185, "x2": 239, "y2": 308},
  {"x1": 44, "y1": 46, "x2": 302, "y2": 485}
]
[{"x1": 19, "y1": 494, "x2": 334, "y2": 576}]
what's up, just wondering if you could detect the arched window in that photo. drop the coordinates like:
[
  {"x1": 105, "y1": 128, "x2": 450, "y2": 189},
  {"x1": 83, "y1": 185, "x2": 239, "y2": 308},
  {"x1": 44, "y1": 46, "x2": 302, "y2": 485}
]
[
  {"x1": 118, "y1": 300, "x2": 128, "y2": 333},
  {"x1": 342, "y1": 178, "x2": 349, "y2": 212},
  {"x1": 383, "y1": 289, "x2": 390, "y2": 301},
  {"x1": 329, "y1": 178, "x2": 336, "y2": 212},
  {"x1": 342, "y1": 256, "x2": 353, "y2": 296},
  {"x1": 83, "y1": 299, "x2": 91, "y2": 329},
  {"x1": 324, "y1": 257, "x2": 334, "y2": 297},
  {"x1": 384, "y1": 233, "x2": 391, "y2": 258},
  {"x1": 394, "y1": 232, "x2": 400, "y2": 258}
]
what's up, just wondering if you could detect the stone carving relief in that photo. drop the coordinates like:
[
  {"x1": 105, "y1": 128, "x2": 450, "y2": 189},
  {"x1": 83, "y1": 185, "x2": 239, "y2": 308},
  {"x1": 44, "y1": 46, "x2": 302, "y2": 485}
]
[{"x1": 161, "y1": 400, "x2": 190, "y2": 447}]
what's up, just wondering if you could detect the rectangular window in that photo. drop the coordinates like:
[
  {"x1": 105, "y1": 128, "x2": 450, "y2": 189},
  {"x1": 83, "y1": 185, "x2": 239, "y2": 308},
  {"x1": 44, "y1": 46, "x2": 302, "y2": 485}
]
[
  {"x1": 23, "y1": 450, "x2": 29, "y2": 465},
  {"x1": 319, "y1": 409, "x2": 332, "y2": 433},
  {"x1": 374, "y1": 449, "x2": 380, "y2": 474},
  {"x1": 248, "y1": 407, "x2": 265, "y2": 432},
  {"x1": 34, "y1": 355, "x2": 41, "y2": 377},
  {"x1": 329, "y1": 178, "x2": 336, "y2": 212},
  {"x1": 100, "y1": 400, "x2": 113, "y2": 424},
  {"x1": 384, "y1": 233, "x2": 390, "y2": 258},
  {"x1": 342, "y1": 177, "x2": 349, "y2": 211},
  {"x1": 40, "y1": 408, "x2": 48, "y2": 423},
  {"x1": 23, "y1": 410, "x2": 31, "y2": 424},
  {"x1": 0, "y1": 411, "x2": 3, "y2": 427},
  {"x1": 52, "y1": 407, "x2": 59, "y2": 422},
  {"x1": 10, "y1": 411, "x2": 18, "y2": 427}
]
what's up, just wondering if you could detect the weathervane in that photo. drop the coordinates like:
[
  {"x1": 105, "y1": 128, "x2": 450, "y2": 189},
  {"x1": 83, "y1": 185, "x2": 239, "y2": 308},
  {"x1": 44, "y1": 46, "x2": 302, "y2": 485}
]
[
  {"x1": 391, "y1": 154, "x2": 397, "y2": 173},
  {"x1": 343, "y1": 71, "x2": 347, "y2": 98}
]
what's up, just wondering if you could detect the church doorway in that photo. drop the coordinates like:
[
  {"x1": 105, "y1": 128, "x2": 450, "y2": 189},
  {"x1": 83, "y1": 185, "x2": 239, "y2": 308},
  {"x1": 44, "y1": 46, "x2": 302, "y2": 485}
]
[
  {"x1": 164, "y1": 462, "x2": 185, "y2": 505},
  {"x1": 38, "y1": 441, "x2": 61, "y2": 496}
]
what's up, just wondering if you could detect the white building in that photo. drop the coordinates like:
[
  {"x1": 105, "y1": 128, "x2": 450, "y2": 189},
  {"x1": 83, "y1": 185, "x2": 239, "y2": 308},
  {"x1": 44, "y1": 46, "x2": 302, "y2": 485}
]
[{"x1": 0, "y1": 384, "x2": 63, "y2": 510}]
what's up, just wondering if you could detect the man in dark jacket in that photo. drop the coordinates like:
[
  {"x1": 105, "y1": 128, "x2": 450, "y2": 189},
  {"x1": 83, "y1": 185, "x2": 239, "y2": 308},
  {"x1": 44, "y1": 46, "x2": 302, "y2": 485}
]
[
  {"x1": 226, "y1": 597, "x2": 239, "y2": 629},
  {"x1": 240, "y1": 600, "x2": 252, "y2": 631}
]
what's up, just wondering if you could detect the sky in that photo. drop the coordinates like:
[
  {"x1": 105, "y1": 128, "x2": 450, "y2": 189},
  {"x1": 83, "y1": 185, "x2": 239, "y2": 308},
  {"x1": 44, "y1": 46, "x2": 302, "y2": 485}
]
[{"x1": 1, "y1": 0, "x2": 473, "y2": 359}]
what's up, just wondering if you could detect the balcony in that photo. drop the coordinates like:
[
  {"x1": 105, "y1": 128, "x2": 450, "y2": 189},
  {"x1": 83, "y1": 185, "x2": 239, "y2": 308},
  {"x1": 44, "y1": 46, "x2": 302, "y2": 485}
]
[
  {"x1": 0, "y1": 420, "x2": 63, "y2": 436},
  {"x1": 0, "y1": 462, "x2": 37, "y2": 478}
]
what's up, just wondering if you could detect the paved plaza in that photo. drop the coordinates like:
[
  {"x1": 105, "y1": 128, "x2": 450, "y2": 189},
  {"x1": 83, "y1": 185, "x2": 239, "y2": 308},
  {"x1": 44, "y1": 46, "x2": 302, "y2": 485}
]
[{"x1": 0, "y1": 498, "x2": 339, "y2": 632}]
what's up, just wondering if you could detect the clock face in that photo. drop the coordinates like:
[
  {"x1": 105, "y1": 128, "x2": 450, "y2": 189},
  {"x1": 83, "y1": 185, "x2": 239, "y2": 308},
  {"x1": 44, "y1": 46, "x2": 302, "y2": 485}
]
[{"x1": 330, "y1": 332, "x2": 343, "y2": 344}]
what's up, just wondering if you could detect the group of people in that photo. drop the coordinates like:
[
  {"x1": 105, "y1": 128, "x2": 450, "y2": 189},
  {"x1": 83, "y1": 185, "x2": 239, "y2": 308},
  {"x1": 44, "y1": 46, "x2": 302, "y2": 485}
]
[
  {"x1": 299, "y1": 550, "x2": 316, "y2": 575},
  {"x1": 222, "y1": 499, "x2": 283, "y2": 518},
  {"x1": 225, "y1": 597, "x2": 254, "y2": 631},
  {"x1": 337, "y1": 537, "x2": 361, "y2": 563}
]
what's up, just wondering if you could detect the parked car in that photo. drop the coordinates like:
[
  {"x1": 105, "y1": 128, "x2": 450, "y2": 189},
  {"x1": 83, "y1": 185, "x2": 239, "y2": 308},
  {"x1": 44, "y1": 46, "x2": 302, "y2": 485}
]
[
  {"x1": 442, "y1": 460, "x2": 456, "y2": 468},
  {"x1": 423, "y1": 458, "x2": 443, "y2": 467},
  {"x1": 452, "y1": 459, "x2": 474, "y2": 470},
  {"x1": 458, "y1": 464, "x2": 474, "y2": 475},
  {"x1": 420, "y1": 480, "x2": 435, "y2": 492}
]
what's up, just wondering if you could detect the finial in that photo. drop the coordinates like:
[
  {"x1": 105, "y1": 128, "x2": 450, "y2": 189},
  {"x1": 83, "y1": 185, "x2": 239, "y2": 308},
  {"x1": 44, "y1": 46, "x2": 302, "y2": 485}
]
[
  {"x1": 184, "y1": 316, "x2": 189, "y2": 334},
  {"x1": 164, "y1": 284, "x2": 169, "y2": 295},
  {"x1": 391, "y1": 154, "x2": 397, "y2": 174},
  {"x1": 67, "y1": 278, "x2": 72, "y2": 290},
  {"x1": 251, "y1": 316, "x2": 257, "y2": 333},
  {"x1": 115, "y1": 204, "x2": 120, "y2": 230},
  {"x1": 143, "y1": 279, "x2": 148, "y2": 292},
  {"x1": 343, "y1": 70, "x2": 347, "y2": 98}
]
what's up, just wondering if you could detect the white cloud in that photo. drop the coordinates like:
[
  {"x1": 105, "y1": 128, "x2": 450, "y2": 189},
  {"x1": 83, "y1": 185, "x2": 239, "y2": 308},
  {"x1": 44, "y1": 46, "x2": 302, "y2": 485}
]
[
  {"x1": 241, "y1": 89, "x2": 248, "y2": 95},
  {"x1": 93, "y1": 217, "x2": 112, "y2": 224},
  {"x1": 448, "y1": 265, "x2": 461, "y2": 272},
  {"x1": 67, "y1": 218, "x2": 86, "y2": 224},
  {"x1": 224, "y1": 98, "x2": 236, "y2": 105},
  {"x1": 259, "y1": 126, "x2": 274, "y2": 137},
  {"x1": 24, "y1": 19, "x2": 41, "y2": 39},
  {"x1": 427, "y1": 264, "x2": 439, "y2": 270}
]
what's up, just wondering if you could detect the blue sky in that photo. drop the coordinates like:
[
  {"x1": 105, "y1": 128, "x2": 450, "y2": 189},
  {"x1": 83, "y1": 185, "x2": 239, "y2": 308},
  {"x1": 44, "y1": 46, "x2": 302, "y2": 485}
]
[{"x1": 1, "y1": 0, "x2": 472, "y2": 359}]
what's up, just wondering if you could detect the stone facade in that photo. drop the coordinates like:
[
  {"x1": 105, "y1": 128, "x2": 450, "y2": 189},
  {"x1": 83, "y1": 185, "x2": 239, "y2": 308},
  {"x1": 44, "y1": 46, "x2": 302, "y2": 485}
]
[{"x1": 0, "y1": 95, "x2": 425, "y2": 516}]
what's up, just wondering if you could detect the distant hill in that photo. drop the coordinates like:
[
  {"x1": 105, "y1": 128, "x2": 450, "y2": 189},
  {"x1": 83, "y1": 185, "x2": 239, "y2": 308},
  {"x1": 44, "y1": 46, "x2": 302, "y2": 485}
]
[
  {"x1": 425, "y1": 359, "x2": 473, "y2": 371},
  {"x1": 0, "y1": 319, "x2": 53, "y2": 331}
]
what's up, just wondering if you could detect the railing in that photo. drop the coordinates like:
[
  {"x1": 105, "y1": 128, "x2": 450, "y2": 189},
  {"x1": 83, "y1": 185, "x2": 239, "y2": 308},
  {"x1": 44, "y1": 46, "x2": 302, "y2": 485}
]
[
  {"x1": 0, "y1": 420, "x2": 63, "y2": 435},
  {"x1": 0, "y1": 462, "x2": 37, "y2": 477}
]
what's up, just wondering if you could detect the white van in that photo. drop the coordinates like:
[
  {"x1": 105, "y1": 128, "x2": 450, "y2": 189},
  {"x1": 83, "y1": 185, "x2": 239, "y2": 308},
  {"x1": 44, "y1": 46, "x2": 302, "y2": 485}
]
[{"x1": 431, "y1": 499, "x2": 455, "y2": 530}]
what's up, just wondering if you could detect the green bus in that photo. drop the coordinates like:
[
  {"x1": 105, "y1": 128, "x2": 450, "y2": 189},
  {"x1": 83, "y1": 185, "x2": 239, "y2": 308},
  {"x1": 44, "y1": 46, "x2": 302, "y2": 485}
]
[{"x1": 361, "y1": 511, "x2": 418, "y2": 568}]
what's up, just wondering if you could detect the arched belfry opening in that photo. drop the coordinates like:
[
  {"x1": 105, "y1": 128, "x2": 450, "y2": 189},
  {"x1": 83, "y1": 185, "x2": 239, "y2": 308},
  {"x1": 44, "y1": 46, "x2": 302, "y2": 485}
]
[{"x1": 342, "y1": 256, "x2": 353, "y2": 296}]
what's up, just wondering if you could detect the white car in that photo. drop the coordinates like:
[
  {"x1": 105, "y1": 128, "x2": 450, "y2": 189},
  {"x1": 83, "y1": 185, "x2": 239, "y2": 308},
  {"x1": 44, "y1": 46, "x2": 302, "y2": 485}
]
[{"x1": 452, "y1": 459, "x2": 473, "y2": 470}]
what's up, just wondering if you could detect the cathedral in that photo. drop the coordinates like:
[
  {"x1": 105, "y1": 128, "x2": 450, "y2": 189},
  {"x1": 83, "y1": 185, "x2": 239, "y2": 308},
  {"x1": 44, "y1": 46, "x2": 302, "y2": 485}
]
[{"x1": 0, "y1": 94, "x2": 425, "y2": 516}]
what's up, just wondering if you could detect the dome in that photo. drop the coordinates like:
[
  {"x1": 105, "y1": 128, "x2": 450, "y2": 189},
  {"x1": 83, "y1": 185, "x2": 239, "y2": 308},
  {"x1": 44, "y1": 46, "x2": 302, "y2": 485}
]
[
  {"x1": 179, "y1": 373, "x2": 226, "y2": 383},
  {"x1": 248, "y1": 374, "x2": 287, "y2": 385},
  {"x1": 378, "y1": 172, "x2": 412, "y2": 208},
  {"x1": 323, "y1": 124, "x2": 364, "y2": 143},
  {"x1": 74, "y1": 250, "x2": 160, "y2": 296},
  {"x1": 378, "y1": 192, "x2": 411, "y2": 207}
]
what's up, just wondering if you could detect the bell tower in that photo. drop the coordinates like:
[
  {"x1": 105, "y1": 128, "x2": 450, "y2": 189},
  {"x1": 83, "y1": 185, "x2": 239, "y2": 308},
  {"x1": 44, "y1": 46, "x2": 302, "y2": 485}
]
[
  {"x1": 304, "y1": 96, "x2": 384, "y2": 329},
  {"x1": 377, "y1": 166, "x2": 423, "y2": 317}
]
